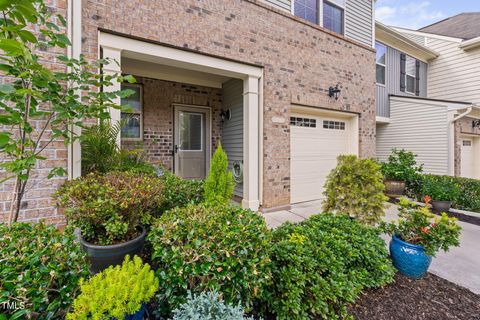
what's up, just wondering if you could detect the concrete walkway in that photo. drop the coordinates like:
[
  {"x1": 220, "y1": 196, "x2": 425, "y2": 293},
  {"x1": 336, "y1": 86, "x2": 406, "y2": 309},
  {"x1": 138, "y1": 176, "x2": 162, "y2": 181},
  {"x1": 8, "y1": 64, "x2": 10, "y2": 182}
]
[{"x1": 262, "y1": 201, "x2": 480, "y2": 295}]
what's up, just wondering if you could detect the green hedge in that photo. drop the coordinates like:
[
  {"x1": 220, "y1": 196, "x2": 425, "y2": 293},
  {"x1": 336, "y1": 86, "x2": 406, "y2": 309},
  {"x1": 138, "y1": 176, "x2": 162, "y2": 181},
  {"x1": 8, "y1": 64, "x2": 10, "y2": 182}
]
[
  {"x1": 408, "y1": 174, "x2": 480, "y2": 212},
  {"x1": 0, "y1": 223, "x2": 89, "y2": 319},
  {"x1": 261, "y1": 214, "x2": 395, "y2": 320}
]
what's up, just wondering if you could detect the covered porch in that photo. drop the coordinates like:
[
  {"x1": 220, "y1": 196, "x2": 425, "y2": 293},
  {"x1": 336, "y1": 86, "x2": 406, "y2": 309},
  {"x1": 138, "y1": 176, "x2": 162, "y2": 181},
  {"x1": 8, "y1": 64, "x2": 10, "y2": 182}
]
[{"x1": 79, "y1": 31, "x2": 263, "y2": 210}]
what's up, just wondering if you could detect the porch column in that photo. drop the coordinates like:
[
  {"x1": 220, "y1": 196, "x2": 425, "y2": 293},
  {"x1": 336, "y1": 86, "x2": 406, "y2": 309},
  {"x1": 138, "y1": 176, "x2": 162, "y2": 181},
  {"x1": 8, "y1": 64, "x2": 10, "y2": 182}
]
[
  {"x1": 242, "y1": 76, "x2": 260, "y2": 211},
  {"x1": 102, "y1": 46, "x2": 122, "y2": 146}
]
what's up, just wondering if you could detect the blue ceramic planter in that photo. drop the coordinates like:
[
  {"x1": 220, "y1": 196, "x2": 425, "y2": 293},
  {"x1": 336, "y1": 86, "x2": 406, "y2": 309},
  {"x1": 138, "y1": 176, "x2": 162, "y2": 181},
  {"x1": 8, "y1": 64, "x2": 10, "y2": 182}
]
[
  {"x1": 117, "y1": 304, "x2": 145, "y2": 320},
  {"x1": 389, "y1": 235, "x2": 432, "y2": 279}
]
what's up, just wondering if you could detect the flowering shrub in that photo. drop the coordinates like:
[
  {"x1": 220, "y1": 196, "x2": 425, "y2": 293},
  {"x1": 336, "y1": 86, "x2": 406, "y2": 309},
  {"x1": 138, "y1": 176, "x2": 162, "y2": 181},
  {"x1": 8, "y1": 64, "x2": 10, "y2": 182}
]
[
  {"x1": 382, "y1": 197, "x2": 462, "y2": 256},
  {"x1": 55, "y1": 171, "x2": 164, "y2": 245},
  {"x1": 67, "y1": 255, "x2": 158, "y2": 319},
  {"x1": 0, "y1": 223, "x2": 89, "y2": 319}
]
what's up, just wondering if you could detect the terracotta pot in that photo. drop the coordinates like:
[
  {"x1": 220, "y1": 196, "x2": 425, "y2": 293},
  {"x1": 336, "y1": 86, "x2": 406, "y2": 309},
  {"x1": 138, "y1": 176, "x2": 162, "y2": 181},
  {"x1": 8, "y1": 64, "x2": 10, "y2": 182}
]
[{"x1": 384, "y1": 180, "x2": 406, "y2": 196}]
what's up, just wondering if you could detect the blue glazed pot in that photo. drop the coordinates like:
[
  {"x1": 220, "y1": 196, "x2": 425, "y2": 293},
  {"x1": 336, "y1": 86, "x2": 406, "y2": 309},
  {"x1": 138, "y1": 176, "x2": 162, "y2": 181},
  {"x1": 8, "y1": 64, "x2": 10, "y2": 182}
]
[
  {"x1": 389, "y1": 235, "x2": 432, "y2": 279},
  {"x1": 116, "y1": 304, "x2": 145, "y2": 320}
]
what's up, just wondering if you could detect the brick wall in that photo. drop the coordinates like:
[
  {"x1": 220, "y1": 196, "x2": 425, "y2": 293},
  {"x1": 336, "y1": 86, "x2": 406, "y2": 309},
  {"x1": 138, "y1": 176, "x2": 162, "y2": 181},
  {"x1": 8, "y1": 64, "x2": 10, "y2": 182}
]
[
  {"x1": 0, "y1": 0, "x2": 68, "y2": 224},
  {"x1": 82, "y1": 0, "x2": 376, "y2": 208},
  {"x1": 122, "y1": 77, "x2": 223, "y2": 170}
]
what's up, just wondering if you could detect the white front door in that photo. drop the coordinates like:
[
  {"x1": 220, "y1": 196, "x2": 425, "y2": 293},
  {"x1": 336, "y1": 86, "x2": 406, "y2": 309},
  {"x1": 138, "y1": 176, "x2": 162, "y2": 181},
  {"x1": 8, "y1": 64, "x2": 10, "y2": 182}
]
[
  {"x1": 174, "y1": 105, "x2": 211, "y2": 179},
  {"x1": 461, "y1": 138, "x2": 474, "y2": 178},
  {"x1": 290, "y1": 111, "x2": 357, "y2": 204}
]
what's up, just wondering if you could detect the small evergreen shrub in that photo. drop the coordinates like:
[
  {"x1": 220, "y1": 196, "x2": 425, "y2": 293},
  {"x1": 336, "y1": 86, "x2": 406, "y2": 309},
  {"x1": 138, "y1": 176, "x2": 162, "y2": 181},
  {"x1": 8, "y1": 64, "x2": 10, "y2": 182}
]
[
  {"x1": 262, "y1": 214, "x2": 395, "y2": 320},
  {"x1": 147, "y1": 204, "x2": 271, "y2": 316},
  {"x1": 0, "y1": 223, "x2": 89, "y2": 319},
  {"x1": 159, "y1": 171, "x2": 205, "y2": 212},
  {"x1": 408, "y1": 174, "x2": 480, "y2": 212},
  {"x1": 204, "y1": 143, "x2": 235, "y2": 205},
  {"x1": 171, "y1": 291, "x2": 254, "y2": 320},
  {"x1": 380, "y1": 149, "x2": 423, "y2": 182},
  {"x1": 55, "y1": 171, "x2": 164, "y2": 245},
  {"x1": 67, "y1": 255, "x2": 158, "y2": 320},
  {"x1": 323, "y1": 155, "x2": 388, "y2": 225}
]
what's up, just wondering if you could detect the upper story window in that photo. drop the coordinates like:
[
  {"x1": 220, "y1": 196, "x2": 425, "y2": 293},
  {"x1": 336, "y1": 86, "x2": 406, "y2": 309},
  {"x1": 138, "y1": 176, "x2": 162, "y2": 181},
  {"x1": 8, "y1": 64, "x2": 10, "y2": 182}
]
[
  {"x1": 323, "y1": 1, "x2": 344, "y2": 34},
  {"x1": 121, "y1": 84, "x2": 143, "y2": 140},
  {"x1": 375, "y1": 42, "x2": 386, "y2": 85},
  {"x1": 405, "y1": 55, "x2": 416, "y2": 94},
  {"x1": 294, "y1": 0, "x2": 318, "y2": 24},
  {"x1": 293, "y1": 0, "x2": 345, "y2": 35}
]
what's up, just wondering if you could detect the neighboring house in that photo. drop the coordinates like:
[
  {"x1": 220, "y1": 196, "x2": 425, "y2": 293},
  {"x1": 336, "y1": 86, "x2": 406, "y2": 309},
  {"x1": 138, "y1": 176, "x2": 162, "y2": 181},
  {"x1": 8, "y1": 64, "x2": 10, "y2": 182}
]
[
  {"x1": 375, "y1": 16, "x2": 480, "y2": 179},
  {"x1": 0, "y1": 0, "x2": 377, "y2": 223}
]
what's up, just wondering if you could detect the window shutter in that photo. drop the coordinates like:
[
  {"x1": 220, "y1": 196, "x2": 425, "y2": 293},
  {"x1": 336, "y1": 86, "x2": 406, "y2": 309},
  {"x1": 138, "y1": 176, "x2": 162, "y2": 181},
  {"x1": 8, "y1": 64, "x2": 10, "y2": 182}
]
[
  {"x1": 400, "y1": 53, "x2": 406, "y2": 92},
  {"x1": 415, "y1": 60, "x2": 421, "y2": 96}
]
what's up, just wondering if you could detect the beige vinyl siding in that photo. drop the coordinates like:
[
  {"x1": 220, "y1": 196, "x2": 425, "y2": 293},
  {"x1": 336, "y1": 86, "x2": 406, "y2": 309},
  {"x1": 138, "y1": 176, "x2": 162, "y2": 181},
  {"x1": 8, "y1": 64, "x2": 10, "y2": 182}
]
[
  {"x1": 426, "y1": 37, "x2": 480, "y2": 104},
  {"x1": 377, "y1": 97, "x2": 450, "y2": 175},
  {"x1": 345, "y1": 0, "x2": 373, "y2": 47},
  {"x1": 263, "y1": 0, "x2": 291, "y2": 11},
  {"x1": 221, "y1": 79, "x2": 244, "y2": 197}
]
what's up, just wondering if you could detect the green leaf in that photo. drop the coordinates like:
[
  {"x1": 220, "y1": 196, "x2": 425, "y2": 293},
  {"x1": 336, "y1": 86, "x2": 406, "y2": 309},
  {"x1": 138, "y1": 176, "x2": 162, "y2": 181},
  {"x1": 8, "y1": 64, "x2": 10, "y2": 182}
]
[
  {"x1": 0, "y1": 39, "x2": 24, "y2": 56},
  {"x1": 18, "y1": 30, "x2": 37, "y2": 43},
  {"x1": 0, "y1": 83, "x2": 14, "y2": 94},
  {"x1": 0, "y1": 132, "x2": 10, "y2": 148},
  {"x1": 123, "y1": 74, "x2": 136, "y2": 84}
]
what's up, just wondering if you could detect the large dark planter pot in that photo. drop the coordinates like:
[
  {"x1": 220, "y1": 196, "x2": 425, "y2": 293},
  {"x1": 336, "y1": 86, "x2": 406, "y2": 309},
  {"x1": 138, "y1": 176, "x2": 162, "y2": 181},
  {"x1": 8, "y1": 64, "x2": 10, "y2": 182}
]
[
  {"x1": 389, "y1": 235, "x2": 432, "y2": 279},
  {"x1": 78, "y1": 227, "x2": 146, "y2": 274},
  {"x1": 384, "y1": 180, "x2": 406, "y2": 196},
  {"x1": 123, "y1": 304, "x2": 146, "y2": 320},
  {"x1": 431, "y1": 200, "x2": 452, "y2": 213}
]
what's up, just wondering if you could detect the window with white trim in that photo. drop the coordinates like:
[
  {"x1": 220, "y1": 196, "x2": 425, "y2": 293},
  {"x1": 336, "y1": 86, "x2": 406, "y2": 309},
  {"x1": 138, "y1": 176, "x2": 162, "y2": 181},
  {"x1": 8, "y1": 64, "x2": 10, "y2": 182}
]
[
  {"x1": 290, "y1": 116, "x2": 317, "y2": 127},
  {"x1": 375, "y1": 42, "x2": 386, "y2": 85},
  {"x1": 121, "y1": 84, "x2": 143, "y2": 140},
  {"x1": 293, "y1": 0, "x2": 345, "y2": 35},
  {"x1": 323, "y1": 120, "x2": 345, "y2": 130},
  {"x1": 405, "y1": 55, "x2": 416, "y2": 94}
]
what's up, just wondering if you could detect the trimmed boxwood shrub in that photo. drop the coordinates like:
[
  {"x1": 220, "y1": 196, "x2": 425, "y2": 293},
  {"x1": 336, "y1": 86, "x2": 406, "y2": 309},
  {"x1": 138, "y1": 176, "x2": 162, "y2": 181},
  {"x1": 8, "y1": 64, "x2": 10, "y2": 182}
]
[
  {"x1": 158, "y1": 171, "x2": 204, "y2": 212},
  {"x1": 147, "y1": 204, "x2": 271, "y2": 317},
  {"x1": 0, "y1": 223, "x2": 89, "y2": 319},
  {"x1": 262, "y1": 214, "x2": 395, "y2": 320},
  {"x1": 408, "y1": 174, "x2": 480, "y2": 212}
]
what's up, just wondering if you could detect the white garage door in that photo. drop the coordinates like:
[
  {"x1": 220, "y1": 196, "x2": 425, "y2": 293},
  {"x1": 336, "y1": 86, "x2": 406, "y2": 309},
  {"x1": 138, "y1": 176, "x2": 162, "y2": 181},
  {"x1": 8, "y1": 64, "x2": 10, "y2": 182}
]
[
  {"x1": 461, "y1": 138, "x2": 474, "y2": 178},
  {"x1": 290, "y1": 111, "x2": 357, "y2": 204}
]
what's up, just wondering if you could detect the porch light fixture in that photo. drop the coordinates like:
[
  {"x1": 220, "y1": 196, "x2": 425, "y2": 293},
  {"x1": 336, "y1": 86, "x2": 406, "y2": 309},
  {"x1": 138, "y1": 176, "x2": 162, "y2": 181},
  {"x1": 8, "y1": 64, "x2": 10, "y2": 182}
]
[
  {"x1": 473, "y1": 119, "x2": 480, "y2": 129},
  {"x1": 220, "y1": 108, "x2": 232, "y2": 121},
  {"x1": 328, "y1": 84, "x2": 341, "y2": 100}
]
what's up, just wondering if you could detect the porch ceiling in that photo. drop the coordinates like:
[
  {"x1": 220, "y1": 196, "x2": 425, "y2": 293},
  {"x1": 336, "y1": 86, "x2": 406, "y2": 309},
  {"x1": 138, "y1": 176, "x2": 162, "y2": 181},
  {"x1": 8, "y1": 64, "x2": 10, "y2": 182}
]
[{"x1": 122, "y1": 57, "x2": 231, "y2": 88}]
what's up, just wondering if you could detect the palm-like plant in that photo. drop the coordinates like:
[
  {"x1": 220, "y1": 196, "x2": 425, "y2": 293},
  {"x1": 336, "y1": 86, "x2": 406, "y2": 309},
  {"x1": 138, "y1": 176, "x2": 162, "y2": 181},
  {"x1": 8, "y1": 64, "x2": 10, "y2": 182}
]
[{"x1": 81, "y1": 121, "x2": 123, "y2": 175}]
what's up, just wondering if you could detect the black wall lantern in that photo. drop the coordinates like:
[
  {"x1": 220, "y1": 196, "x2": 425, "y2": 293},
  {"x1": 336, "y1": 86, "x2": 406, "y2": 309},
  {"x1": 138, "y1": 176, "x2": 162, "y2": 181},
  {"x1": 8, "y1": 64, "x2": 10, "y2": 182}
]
[
  {"x1": 328, "y1": 84, "x2": 341, "y2": 100},
  {"x1": 220, "y1": 108, "x2": 232, "y2": 121},
  {"x1": 473, "y1": 119, "x2": 480, "y2": 129}
]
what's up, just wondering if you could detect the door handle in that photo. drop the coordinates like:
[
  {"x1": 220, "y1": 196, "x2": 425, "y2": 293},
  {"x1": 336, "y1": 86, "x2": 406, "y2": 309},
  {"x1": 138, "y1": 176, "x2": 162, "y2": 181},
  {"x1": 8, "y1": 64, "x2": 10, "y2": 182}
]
[{"x1": 174, "y1": 145, "x2": 180, "y2": 153}]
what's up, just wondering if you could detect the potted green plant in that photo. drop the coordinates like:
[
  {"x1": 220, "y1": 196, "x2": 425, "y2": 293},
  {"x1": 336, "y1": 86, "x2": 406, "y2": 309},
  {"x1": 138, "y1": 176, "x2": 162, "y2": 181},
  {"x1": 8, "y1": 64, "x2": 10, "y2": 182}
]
[
  {"x1": 421, "y1": 175, "x2": 460, "y2": 212},
  {"x1": 55, "y1": 171, "x2": 164, "y2": 273},
  {"x1": 381, "y1": 149, "x2": 423, "y2": 196},
  {"x1": 67, "y1": 255, "x2": 159, "y2": 320},
  {"x1": 382, "y1": 197, "x2": 461, "y2": 279}
]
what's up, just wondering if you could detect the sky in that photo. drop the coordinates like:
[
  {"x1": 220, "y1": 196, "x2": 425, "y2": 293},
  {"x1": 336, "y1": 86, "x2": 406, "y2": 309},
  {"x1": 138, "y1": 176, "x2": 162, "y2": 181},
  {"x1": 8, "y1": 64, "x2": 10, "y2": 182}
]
[{"x1": 375, "y1": 0, "x2": 480, "y2": 30}]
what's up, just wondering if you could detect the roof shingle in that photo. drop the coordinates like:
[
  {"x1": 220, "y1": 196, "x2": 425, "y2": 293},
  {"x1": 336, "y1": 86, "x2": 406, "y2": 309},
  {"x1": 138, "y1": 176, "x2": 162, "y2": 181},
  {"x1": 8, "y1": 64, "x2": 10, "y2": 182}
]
[{"x1": 418, "y1": 13, "x2": 480, "y2": 40}]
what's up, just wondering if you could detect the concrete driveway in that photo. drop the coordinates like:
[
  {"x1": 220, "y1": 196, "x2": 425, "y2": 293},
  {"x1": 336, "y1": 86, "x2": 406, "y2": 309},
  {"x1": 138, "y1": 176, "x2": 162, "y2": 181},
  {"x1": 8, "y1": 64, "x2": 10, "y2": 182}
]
[{"x1": 262, "y1": 201, "x2": 480, "y2": 295}]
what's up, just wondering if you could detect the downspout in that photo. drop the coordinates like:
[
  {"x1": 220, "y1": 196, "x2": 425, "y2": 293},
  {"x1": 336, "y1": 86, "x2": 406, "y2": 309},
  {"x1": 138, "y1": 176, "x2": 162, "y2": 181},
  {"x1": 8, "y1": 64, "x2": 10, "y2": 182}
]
[{"x1": 447, "y1": 106, "x2": 473, "y2": 176}]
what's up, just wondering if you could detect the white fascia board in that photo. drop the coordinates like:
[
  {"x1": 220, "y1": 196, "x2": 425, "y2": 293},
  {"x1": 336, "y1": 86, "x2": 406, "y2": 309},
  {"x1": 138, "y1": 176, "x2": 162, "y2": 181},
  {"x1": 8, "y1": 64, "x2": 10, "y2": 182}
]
[
  {"x1": 391, "y1": 27, "x2": 463, "y2": 43},
  {"x1": 459, "y1": 37, "x2": 480, "y2": 51},
  {"x1": 99, "y1": 32, "x2": 263, "y2": 79}
]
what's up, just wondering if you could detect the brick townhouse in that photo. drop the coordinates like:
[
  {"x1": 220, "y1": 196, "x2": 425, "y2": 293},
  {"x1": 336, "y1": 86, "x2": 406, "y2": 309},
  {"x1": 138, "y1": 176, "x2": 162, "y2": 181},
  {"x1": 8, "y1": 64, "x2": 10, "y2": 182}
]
[{"x1": 0, "y1": 0, "x2": 377, "y2": 223}]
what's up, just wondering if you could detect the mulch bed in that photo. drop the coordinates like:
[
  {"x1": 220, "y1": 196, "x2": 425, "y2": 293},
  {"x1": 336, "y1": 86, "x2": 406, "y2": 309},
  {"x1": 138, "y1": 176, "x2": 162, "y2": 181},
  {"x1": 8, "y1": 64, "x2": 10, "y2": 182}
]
[
  {"x1": 388, "y1": 197, "x2": 480, "y2": 227},
  {"x1": 349, "y1": 273, "x2": 480, "y2": 320}
]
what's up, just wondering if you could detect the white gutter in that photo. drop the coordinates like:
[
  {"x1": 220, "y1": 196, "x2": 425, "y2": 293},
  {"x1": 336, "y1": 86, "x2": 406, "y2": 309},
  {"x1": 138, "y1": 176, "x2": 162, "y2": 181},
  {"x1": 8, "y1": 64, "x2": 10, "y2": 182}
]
[{"x1": 459, "y1": 36, "x2": 480, "y2": 51}]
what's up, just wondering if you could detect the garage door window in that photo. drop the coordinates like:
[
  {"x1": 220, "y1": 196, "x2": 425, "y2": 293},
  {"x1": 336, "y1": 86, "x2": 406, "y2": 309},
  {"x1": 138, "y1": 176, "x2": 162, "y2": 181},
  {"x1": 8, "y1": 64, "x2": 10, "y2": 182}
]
[
  {"x1": 290, "y1": 117, "x2": 317, "y2": 128},
  {"x1": 323, "y1": 120, "x2": 345, "y2": 130}
]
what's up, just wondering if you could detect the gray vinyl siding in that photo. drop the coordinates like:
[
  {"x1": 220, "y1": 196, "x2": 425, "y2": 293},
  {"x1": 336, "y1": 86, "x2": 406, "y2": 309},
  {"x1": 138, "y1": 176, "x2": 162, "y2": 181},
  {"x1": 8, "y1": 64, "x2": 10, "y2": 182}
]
[
  {"x1": 377, "y1": 97, "x2": 449, "y2": 175},
  {"x1": 376, "y1": 45, "x2": 428, "y2": 118},
  {"x1": 264, "y1": 0, "x2": 291, "y2": 11},
  {"x1": 221, "y1": 79, "x2": 244, "y2": 197},
  {"x1": 345, "y1": 0, "x2": 373, "y2": 47}
]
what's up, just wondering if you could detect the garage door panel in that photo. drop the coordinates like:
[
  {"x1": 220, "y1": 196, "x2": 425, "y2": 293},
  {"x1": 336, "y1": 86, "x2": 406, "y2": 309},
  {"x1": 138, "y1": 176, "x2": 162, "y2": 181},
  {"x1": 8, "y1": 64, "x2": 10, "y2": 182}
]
[{"x1": 290, "y1": 112, "x2": 356, "y2": 204}]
